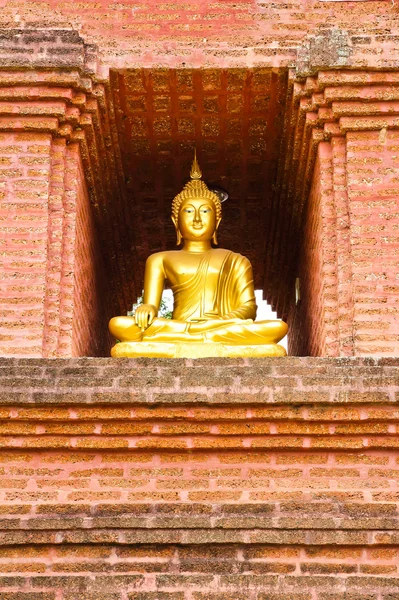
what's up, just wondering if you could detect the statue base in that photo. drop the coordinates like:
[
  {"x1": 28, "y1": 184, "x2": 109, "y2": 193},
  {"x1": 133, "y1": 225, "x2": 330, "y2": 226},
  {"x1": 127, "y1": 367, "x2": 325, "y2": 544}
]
[{"x1": 111, "y1": 342, "x2": 287, "y2": 359}]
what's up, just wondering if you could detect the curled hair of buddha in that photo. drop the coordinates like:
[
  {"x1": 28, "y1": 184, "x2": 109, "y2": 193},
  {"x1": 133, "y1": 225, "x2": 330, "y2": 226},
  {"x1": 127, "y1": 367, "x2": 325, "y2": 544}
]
[{"x1": 171, "y1": 152, "x2": 222, "y2": 221}]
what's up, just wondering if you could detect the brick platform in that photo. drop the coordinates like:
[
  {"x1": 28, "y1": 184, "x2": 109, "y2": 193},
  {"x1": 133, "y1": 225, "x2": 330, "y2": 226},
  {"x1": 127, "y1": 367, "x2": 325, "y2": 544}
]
[{"x1": 0, "y1": 357, "x2": 398, "y2": 598}]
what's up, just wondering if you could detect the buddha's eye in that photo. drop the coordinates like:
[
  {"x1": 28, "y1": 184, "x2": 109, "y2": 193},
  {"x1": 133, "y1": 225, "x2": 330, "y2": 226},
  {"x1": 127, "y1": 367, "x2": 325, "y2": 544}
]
[{"x1": 184, "y1": 208, "x2": 194, "y2": 213}]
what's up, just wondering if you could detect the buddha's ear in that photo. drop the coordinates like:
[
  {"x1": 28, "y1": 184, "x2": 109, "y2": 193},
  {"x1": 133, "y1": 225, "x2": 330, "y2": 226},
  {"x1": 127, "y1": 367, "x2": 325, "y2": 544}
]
[
  {"x1": 171, "y1": 216, "x2": 182, "y2": 246},
  {"x1": 212, "y1": 217, "x2": 222, "y2": 246}
]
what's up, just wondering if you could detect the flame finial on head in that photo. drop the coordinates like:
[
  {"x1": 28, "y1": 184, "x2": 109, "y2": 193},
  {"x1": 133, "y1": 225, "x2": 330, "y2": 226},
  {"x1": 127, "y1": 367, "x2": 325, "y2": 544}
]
[
  {"x1": 190, "y1": 150, "x2": 202, "y2": 180},
  {"x1": 171, "y1": 149, "x2": 222, "y2": 221}
]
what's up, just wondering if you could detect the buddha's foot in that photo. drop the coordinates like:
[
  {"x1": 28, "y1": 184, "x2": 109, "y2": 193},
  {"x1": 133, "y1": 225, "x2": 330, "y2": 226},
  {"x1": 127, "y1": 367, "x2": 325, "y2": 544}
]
[{"x1": 111, "y1": 341, "x2": 287, "y2": 359}]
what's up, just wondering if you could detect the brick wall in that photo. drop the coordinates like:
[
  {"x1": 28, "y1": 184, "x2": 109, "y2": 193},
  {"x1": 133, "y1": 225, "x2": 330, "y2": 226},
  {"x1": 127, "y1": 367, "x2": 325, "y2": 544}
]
[
  {"x1": 0, "y1": 357, "x2": 398, "y2": 598},
  {"x1": 282, "y1": 72, "x2": 399, "y2": 357},
  {"x1": 346, "y1": 130, "x2": 399, "y2": 356},
  {"x1": 0, "y1": 131, "x2": 110, "y2": 357},
  {"x1": 0, "y1": 132, "x2": 52, "y2": 357},
  {"x1": 0, "y1": 1, "x2": 397, "y2": 71}
]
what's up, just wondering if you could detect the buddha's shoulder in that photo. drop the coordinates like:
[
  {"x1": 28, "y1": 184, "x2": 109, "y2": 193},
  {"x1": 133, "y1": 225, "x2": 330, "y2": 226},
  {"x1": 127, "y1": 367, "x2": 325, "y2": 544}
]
[
  {"x1": 145, "y1": 251, "x2": 169, "y2": 266},
  {"x1": 146, "y1": 250, "x2": 183, "y2": 264},
  {"x1": 215, "y1": 248, "x2": 252, "y2": 263}
]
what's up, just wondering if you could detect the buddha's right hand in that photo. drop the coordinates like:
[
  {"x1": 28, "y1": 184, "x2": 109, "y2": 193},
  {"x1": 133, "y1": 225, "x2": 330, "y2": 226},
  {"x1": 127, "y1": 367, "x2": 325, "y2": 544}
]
[{"x1": 134, "y1": 304, "x2": 158, "y2": 331}]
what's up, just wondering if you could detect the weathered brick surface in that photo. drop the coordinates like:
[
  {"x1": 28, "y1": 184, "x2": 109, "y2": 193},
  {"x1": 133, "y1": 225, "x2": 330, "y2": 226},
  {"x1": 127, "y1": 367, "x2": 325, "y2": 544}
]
[
  {"x1": 0, "y1": 29, "x2": 96, "y2": 71},
  {"x1": 346, "y1": 130, "x2": 399, "y2": 357},
  {"x1": 0, "y1": 72, "x2": 117, "y2": 358},
  {"x1": 0, "y1": 134, "x2": 110, "y2": 358},
  {"x1": 0, "y1": 2, "x2": 397, "y2": 72},
  {"x1": 0, "y1": 132, "x2": 52, "y2": 357},
  {"x1": 0, "y1": 358, "x2": 398, "y2": 595},
  {"x1": 285, "y1": 71, "x2": 399, "y2": 356}
]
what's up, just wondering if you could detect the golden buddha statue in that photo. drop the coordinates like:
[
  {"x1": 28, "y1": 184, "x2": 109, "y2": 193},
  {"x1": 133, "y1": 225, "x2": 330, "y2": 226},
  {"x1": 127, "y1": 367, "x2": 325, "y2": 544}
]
[{"x1": 109, "y1": 154, "x2": 288, "y2": 358}]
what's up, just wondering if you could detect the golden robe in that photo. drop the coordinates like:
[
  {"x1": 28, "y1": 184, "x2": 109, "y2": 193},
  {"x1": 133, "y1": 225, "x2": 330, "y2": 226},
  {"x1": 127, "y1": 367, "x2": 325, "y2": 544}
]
[
  {"x1": 173, "y1": 249, "x2": 255, "y2": 321},
  {"x1": 126, "y1": 249, "x2": 286, "y2": 345}
]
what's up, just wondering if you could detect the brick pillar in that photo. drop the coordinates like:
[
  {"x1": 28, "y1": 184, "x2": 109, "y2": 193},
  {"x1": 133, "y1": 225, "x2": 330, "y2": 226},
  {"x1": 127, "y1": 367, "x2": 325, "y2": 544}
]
[
  {"x1": 0, "y1": 131, "x2": 53, "y2": 357},
  {"x1": 43, "y1": 140, "x2": 111, "y2": 358},
  {"x1": 346, "y1": 129, "x2": 399, "y2": 356},
  {"x1": 287, "y1": 71, "x2": 399, "y2": 357},
  {"x1": 0, "y1": 73, "x2": 113, "y2": 357}
]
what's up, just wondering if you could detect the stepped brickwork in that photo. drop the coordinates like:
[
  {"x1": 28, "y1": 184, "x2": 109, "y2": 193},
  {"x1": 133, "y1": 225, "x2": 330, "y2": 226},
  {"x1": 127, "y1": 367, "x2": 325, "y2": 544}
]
[
  {"x1": 283, "y1": 70, "x2": 399, "y2": 356},
  {"x1": 0, "y1": 357, "x2": 398, "y2": 598}
]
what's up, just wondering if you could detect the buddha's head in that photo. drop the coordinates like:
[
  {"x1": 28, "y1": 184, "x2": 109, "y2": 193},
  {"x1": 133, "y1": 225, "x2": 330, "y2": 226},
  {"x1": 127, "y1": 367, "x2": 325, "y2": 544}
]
[{"x1": 171, "y1": 153, "x2": 222, "y2": 246}]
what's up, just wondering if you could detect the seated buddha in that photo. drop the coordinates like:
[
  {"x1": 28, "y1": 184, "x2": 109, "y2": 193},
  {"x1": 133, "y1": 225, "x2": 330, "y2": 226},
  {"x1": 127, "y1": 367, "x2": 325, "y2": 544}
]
[{"x1": 109, "y1": 154, "x2": 288, "y2": 358}]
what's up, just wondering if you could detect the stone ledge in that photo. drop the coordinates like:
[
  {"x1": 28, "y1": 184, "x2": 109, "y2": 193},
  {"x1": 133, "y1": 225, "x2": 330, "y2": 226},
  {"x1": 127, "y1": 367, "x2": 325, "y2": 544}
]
[
  {"x1": 0, "y1": 357, "x2": 397, "y2": 408},
  {"x1": 0, "y1": 358, "x2": 397, "y2": 451},
  {"x1": 1, "y1": 501, "x2": 399, "y2": 532},
  {"x1": 0, "y1": 528, "x2": 395, "y2": 546},
  {"x1": 2, "y1": 357, "x2": 398, "y2": 366}
]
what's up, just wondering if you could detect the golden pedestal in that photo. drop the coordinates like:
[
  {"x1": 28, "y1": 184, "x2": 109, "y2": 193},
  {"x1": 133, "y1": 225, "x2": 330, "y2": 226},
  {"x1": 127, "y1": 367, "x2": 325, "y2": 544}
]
[{"x1": 111, "y1": 341, "x2": 287, "y2": 359}]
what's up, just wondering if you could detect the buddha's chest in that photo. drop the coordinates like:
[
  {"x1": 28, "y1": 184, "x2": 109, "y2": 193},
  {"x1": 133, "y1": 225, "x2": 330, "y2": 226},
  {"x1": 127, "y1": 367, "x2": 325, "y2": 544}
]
[{"x1": 164, "y1": 254, "x2": 220, "y2": 286}]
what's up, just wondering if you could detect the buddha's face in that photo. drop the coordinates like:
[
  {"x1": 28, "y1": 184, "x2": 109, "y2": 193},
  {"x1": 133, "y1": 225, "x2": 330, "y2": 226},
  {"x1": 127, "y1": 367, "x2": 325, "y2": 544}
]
[{"x1": 174, "y1": 198, "x2": 220, "y2": 242}]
